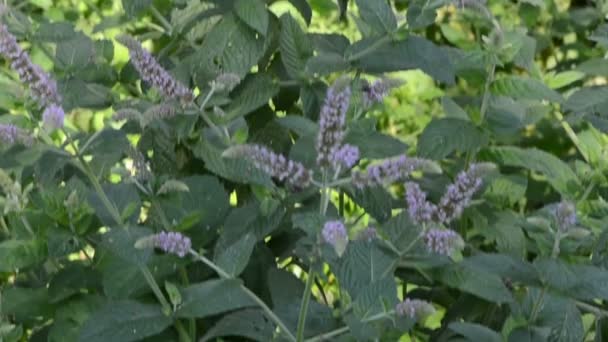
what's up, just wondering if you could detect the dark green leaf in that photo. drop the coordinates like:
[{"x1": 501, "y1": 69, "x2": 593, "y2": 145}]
[
  {"x1": 288, "y1": 0, "x2": 312, "y2": 24},
  {"x1": 234, "y1": 0, "x2": 268, "y2": 35},
  {"x1": 491, "y1": 76, "x2": 563, "y2": 103},
  {"x1": 214, "y1": 233, "x2": 256, "y2": 277},
  {"x1": 407, "y1": 0, "x2": 447, "y2": 30},
  {"x1": 176, "y1": 279, "x2": 256, "y2": 318},
  {"x1": 354, "y1": 0, "x2": 397, "y2": 35},
  {"x1": 564, "y1": 86, "x2": 608, "y2": 114},
  {"x1": 201, "y1": 309, "x2": 275, "y2": 342},
  {"x1": 449, "y1": 322, "x2": 502, "y2": 342},
  {"x1": 0, "y1": 239, "x2": 46, "y2": 272},
  {"x1": 279, "y1": 14, "x2": 313, "y2": 78},
  {"x1": 437, "y1": 263, "x2": 513, "y2": 303},
  {"x1": 223, "y1": 74, "x2": 279, "y2": 121},
  {"x1": 79, "y1": 300, "x2": 172, "y2": 342},
  {"x1": 418, "y1": 118, "x2": 488, "y2": 160},
  {"x1": 276, "y1": 115, "x2": 318, "y2": 137},
  {"x1": 122, "y1": 0, "x2": 152, "y2": 17}
]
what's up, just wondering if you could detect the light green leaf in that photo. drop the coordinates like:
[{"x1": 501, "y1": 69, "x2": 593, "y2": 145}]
[
  {"x1": 491, "y1": 76, "x2": 563, "y2": 103},
  {"x1": 418, "y1": 118, "x2": 488, "y2": 160}
]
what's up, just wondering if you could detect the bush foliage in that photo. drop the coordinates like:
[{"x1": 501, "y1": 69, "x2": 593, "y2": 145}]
[{"x1": 1, "y1": 0, "x2": 608, "y2": 341}]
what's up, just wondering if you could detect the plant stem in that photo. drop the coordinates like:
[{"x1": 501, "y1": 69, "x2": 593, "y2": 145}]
[
  {"x1": 141, "y1": 266, "x2": 172, "y2": 313},
  {"x1": 531, "y1": 230, "x2": 562, "y2": 322},
  {"x1": 553, "y1": 111, "x2": 589, "y2": 164},
  {"x1": 150, "y1": 5, "x2": 172, "y2": 36},
  {"x1": 189, "y1": 250, "x2": 296, "y2": 342},
  {"x1": 478, "y1": 63, "x2": 496, "y2": 125},
  {"x1": 174, "y1": 320, "x2": 192, "y2": 342},
  {"x1": 296, "y1": 271, "x2": 315, "y2": 341},
  {"x1": 576, "y1": 300, "x2": 608, "y2": 318},
  {"x1": 196, "y1": 87, "x2": 230, "y2": 144},
  {"x1": 19, "y1": 216, "x2": 34, "y2": 236}
]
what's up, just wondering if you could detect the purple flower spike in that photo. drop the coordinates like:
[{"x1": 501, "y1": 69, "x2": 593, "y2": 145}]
[
  {"x1": 352, "y1": 155, "x2": 428, "y2": 187},
  {"x1": 42, "y1": 104, "x2": 65, "y2": 129},
  {"x1": 116, "y1": 35, "x2": 193, "y2": 102},
  {"x1": 405, "y1": 182, "x2": 437, "y2": 225},
  {"x1": 223, "y1": 144, "x2": 312, "y2": 188},
  {"x1": 395, "y1": 298, "x2": 435, "y2": 322},
  {"x1": 362, "y1": 79, "x2": 390, "y2": 107},
  {"x1": 424, "y1": 228, "x2": 464, "y2": 255},
  {"x1": 0, "y1": 123, "x2": 31, "y2": 146},
  {"x1": 555, "y1": 200, "x2": 576, "y2": 232},
  {"x1": 322, "y1": 220, "x2": 349, "y2": 256},
  {"x1": 316, "y1": 84, "x2": 351, "y2": 167},
  {"x1": 0, "y1": 24, "x2": 60, "y2": 107},
  {"x1": 153, "y1": 231, "x2": 191, "y2": 257},
  {"x1": 330, "y1": 144, "x2": 360, "y2": 169},
  {"x1": 436, "y1": 164, "x2": 483, "y2": 224}
]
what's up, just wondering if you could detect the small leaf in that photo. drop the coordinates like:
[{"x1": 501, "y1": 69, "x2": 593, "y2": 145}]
[
  {"x1": 165, "y1": 281, "x2": 182, "y2": 308},
  {"x1": 157, "y1": 179, "x2": 190, "y2": 195}
]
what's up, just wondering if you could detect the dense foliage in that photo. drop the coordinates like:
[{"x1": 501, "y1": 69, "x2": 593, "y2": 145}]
[{"x1": 2, "y1": 0, "x2": 608, "y2": 341}]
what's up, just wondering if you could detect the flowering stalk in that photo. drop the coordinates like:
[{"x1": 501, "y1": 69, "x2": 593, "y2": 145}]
[
  {"x1": 223, "y1": 144, "x2": 312, "y2": 188},
  {"x1": 116, "y1": 34, "x2": 193, "y2": 103},
  {"x1": 352, "y1": 155, "x2": 438, "y2": 187},
  {"x1": 0, "y1": 123, "x2": 32, "y2": 146},
  {"x1": 436, "y1": 164, "x2": 483, "y2": 224},
  {"x1": 395, "y1": 298, "x2": 436, "y2": 322},
  {"x1": 316, "y1": 84, "x2": 351, "y2": 168},
  {"x1": 405, "y1": 182, "x2": 437, "y2": 225},
  {"x1": 424, "y1": 228, "x2": 464, "y2": 255}
]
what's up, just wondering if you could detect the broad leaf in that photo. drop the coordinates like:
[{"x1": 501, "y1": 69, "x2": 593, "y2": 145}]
[
  {"x1": 234, "y1": 0, "x2": 268, "y2": 35},
  {"x1": 354, "y1": 0, "x2": 397, "y2": 35},
  {"x1": 280, "y1": 14, "x2": 313, "y2": 78},
  {"x1": 176, "y1": 279, "x2": 256, "y2": 318},
  {"x1": 418, "y1": 118, "x2": 488, "y2": 160},
  {"x1": 491, "y1": 76, "x2": 563, "y2": 103}
]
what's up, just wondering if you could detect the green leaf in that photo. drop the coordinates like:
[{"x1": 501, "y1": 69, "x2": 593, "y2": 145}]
[
  {"x1": 344, "y1": 185, "x2": 394, "y2": 223},
  {"x1": 407, "y1": 0, "x2": 447, "y2": 30},
  {"x1": 449, "y1": 322, "x2": 502, "y2": 342},
  {"x1": 533, "y1": 294, "x2": 583, "y2": 342},
  {"x1": 563, "y1": 86, "x2": 608, "y2": 114},
  {"x1": 576, "y1": 58, "x2": 608, "y2": 76},
  {"x1": 193, "y1": 141, "x2": 273, "y2": 187},
  {"x1": 276, "y1": 115, "x2": 318, "y2": 137},
  {"x1": 56, "y1": 34, "x2": 95, "y2": 71},
  {"x1": 345, "y1": 121, "x2": 408, "y2": 159},
  {"x1": 331, "y1": 240, "x2": 396, "y2": 298},
  {"x1": 223, "y1": 74, "x2": 279, "y2": 121},
  {"x1": 380, "y1": 212, "x2": 423, "y2": 253},
  {"x1": 34, "y1": 22, "x2": 77, "y2": 42},
  {"x1": 288, "y1": 0, "x2": 312, "y2": 25},
  {"x1": 305, "y1": 53, "x2": 351, "y2": 76},
  {"x1": 175, "y1": 279, "x2": 256, "y2": 318},
  {"x1": 463, "y1": 253, "x2": 539, "y2": 286},
  {"x1": 0, "y1": 239, "x2": 46, "y2": 271},
  {"x1": 201, "y1": 309, "x2": 275, "y2": 342},
  {"x1": 59, "y1": 79, "x2": 114, "y2": 110},
  {"x1": 79, "y1": 300, "x2": 172, "y2": 342},
  {"x1": 354, "y1": 0, "x2": 397, "y2": 35},
  {"x1": 351, "y1": 36, "x2": 455, "y2": 84},
  {"x1": 279, "y1": 14, "x2": 313, "y2": 78},
  {"x1": 214, "y1": 233, "x2": 256, "y2": 277},
  {"x1": 100, "y1": 226, "x2": 153, "y2": 267},
  {"x1": 544, "y1": 71, "x2": 585, "y2": 89},
  {"x1": 437, "y1": 263, "x2": 513, "y2": 303},
  {"x1": 418, "y1": 118, "x2": 488, "y2": 160},
  {"x1": 234, "y1": 0, "x2": 268, "y2": 35},
  {"x1": 1, "y1": 287, "x2": 52, "y2": 321},
  {"x1": 480, "y1": 146, "x2": 581, "y2": 196},
  {"x1": 442, "y1": 96, "x2": 469, "y2": 120},
  {"x1": 122, "y1": 0, "x2": 152, "y2": 17},
  {"x1": 491, "y1": 76, "x2": 563, "y2": 103},
  {"x1": 484, "y1": 174, "x2": 528, "y2": 208}
]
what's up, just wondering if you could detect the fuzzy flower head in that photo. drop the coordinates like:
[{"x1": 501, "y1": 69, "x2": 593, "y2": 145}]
[
  {"x1": 42, "y1": 104, "x2": 65, "y2": 130},
  {"x1": 316, "y1": 84, "x2": 351, "y2": 167},
  {"x1": 555, "y1": 200, "x2": 576, "y2": 233},
  {"x1": 424, "y1": 228, "x2": 464, "y2": 255},
  {"x1": 361, "y1": 79, "x2": 391, "y2": 107},
  {"x1": 436, "y1": 164, "x2": 483, "y2": 224},
  {"x1": 352, "y1": 155, "x2": 433, "y2": 188},
  {"x1": 152, "y1": 231, "x2": 191, "y2": 257},
  {"x1": 322, "y1": 220, "x2": 348, "y2": 256},
  {"x1": 116, "y1": 35, "x2": 193, "y2": 103},
  {"x1": 330, "y1": 144, "x2": 360, "y2": 169},
  {"x1": 0, "y1": 24, "x2": 60, "y2": 107},
  {"x1": 0, "y1": 123, "x2": 31, "y2": 146},
  {"x1": 405, "y1": 182, "x2": 437, "y2": 225},
  {"x1": 395, "y1": 298, "x2": 435, "y2": 322},
  {"x1": 223, "y1": 144, "x2": 312, "y2": 189}
]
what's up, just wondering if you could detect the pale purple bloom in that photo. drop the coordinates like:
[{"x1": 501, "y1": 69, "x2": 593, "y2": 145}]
[
  {"x1": 117, "y1": 35, "x2": 193, "y2": 102},
  {"x1": 352, "y1": 155, "x2": 427, "y2": 187},
  {"x1": 153, "y1": 231, "x2": 191, "y2": 257},
  {"x1": 224, "y1": 144, "x2": 312, "y2": 188},
  {"x1": 322, "y1": 220, "x2": 347, "y2": 246},
  {"x1": 395, "y1": 298, "x2": 435, "y2": 322},
  {"x1": 424, "y1": 228, "x2": 464, "y2": 255},
  {"x1": 362, "y1": 79, "x2": 390, "y2": 107},
  {"x1": 42, "y1": 104, "x2": 65, "y2": 129},
  {"x1": 436, "y1": 164, "x2": 482, "y2": 224},
  {"x1": 316, "y1": 85, "x2": 351, "y2": 167},
  {"x1": 405, "y1": 182, "x2": 437, "y2": 225},
  {"x1": 330, "y1": 144, "x2": 359, "y2": 169},
  {"x1": 0, "y1": 24, "x2": 60, "y2": 107},
  {"x1": 0, "y1": 123, "x2": 31, "y2": 146},
  {"x1": 555, "y1": 200, "x2": 576, "y2": 232}
]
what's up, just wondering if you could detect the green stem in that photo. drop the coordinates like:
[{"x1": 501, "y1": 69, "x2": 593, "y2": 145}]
[
  {"x1": 576, "y1": 300, "x2": 608, "y2": 318},
  {"x1": 296, "y1": 271, "x2": 315, "y2": 341},
  {"x1": 554, "y1": 111, "x2": 589, "y2": 164},
  {"x1": 174, "y1": 320, "x2": 192, "y2": 342},
  {"x1": 478, "y1": 63, "x2": 496, "y2": 125},
  {"x1": 189, "y1": 250, "x2": 296, "y2": 342},
  {"x1": 196, "y1": 87, "x2": 230, "y2": 144},
  {"x1": 580, "y1": 181, "x2": 596, "y2": 202},
  {"x1": 531, "y1": 230, "x2": 562, "y2": 322},
  {"x1": 150, "y1": 5, "x2": 172, "y2": 35},
  {"x1": 19, "y1": 216, "x2": 34, "y2": 236},
  {"x1": 305, "y1": 311, "x2": 394, "y2": 342},
  {"x1": 141, "y1": 266, "x2": 172, "y2": 314}
]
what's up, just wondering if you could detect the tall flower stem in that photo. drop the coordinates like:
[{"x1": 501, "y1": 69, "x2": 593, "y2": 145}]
[
  {"x1": 530, "y1": 230, "x2": 562, "y2": 322},
  {"x1": 189, "y1": 250, "x2": 296, "y2": 342}
]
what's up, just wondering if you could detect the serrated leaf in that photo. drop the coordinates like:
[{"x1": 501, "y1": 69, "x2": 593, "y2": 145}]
[
  {"x1": 276, "y1": 115, "x2": 318, "y2": 137},
  {"x1": 280, "y1": 14, "x2": 313, "y2": 78},
  {"x1": 449, "y1": 322, "x2": 502, "y2": 342},
  {"x1": 0, "y1": 239, "x2": 46, "y2": 272},
  {"x1": 442, "y1": 96, "x2": 469, "y2": 120},
  {"x1": 79, "y1": 300, "x2": 171, "y2": 342},
  {"x1": 214, "y1": 233, "x2": 256, "y2": 277},
  {"x1": 234, "y1": 0, "x2": 268, "y2": 35},
  {"x1": 122, "y1": 0, "x2": 151, "y2": 17},
  {"x1": 223, "y1": 74, "x2": 279, "y2": 121},
  {"x1": 175, "y1": 279, "x2": 256, "y2": 318},
  {"x1": 305, "y1": 53, "x2": 350, "y2": 76},
  {"x1": 544, "y1": 71, "x2": 585, "y2": 89},
  {"x1": 202, "y1": 309, "x2": 275, "y2": 342},
  {"x1": 407, "y1": 0, "x2": 448, "y2": 30},
  {"x1": 156, "y1": 179, "x2": 190, "y2": 195},
  {"x1": 351, "y1": 36, "x2": 455, "y2": 84},
  {"x1": 354, "y1": 0, "x2": 397, "y2": 35},
  {"x1": 418, "y1": 118, "x2": 488, "y2": 160},
  {"x1": 437, "y1": 263, "x2": 513, "y2": 303},
  {"x1": 345, "y1": 121, "x2": 408, "y2": 159},
  {"x1": 491, "y1": 76, "x2": 563, "y2": 103},
  {"x1": 480, "y1": 146, "x2": 581, "y2": 196},
  {"x1": 288, "y1": 0, "x2": 312, "y2": 24},
  {"x1": 563, "y1": 86, "x2": 608, "y2": 114}
]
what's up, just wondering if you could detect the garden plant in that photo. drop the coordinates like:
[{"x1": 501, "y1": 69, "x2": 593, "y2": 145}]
[{"x1": 2, "y1": 0, "x2": 608, "y2": 341}]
